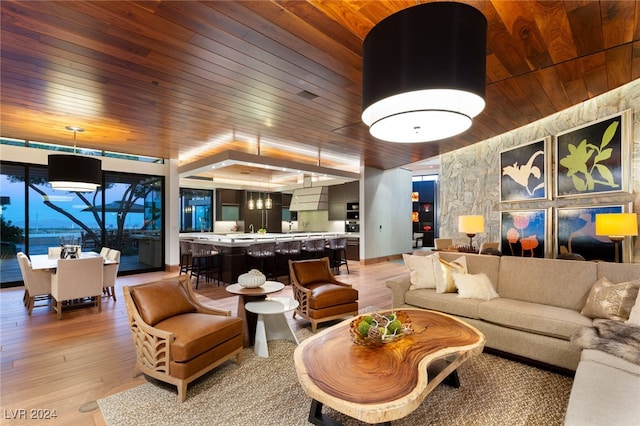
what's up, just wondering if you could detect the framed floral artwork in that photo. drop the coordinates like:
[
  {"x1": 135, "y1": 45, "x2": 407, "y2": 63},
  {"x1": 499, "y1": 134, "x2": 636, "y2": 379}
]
[
  {"x1": 555, "y1": 205, "x2": 627, "y2": 262},
  {"x1": 555, "y1": 110, "x2": 631, "y2": 198},
  {"x1": 500, "y1": 137, "x2": 551, "y2": 202},
  {"x1": 500, "y1": 209, "x2": 549, "y2": 258}
]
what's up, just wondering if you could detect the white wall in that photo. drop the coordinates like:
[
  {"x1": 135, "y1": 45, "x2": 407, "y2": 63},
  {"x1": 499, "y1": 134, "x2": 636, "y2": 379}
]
[{"x1": 361, "y1": 166, "x2": 413, "y2": 261}]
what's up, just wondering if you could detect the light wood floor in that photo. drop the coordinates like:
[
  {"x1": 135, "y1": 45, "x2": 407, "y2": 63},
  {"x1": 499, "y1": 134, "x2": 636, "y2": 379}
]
[{"x1": 0, "y1": 259, "x2": 407, "y2": 425}]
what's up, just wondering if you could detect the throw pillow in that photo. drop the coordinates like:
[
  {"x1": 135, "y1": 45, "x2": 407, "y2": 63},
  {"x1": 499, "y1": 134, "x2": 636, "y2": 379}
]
[
  {"x1": 625, "y1": 290, "x2": 640, "y2": 326},
  {"x1": 435, "y1": 255, "x2": 467, "y2": 293},
  {"x1": 453, "y1": 272, "x2": 499, "y2": 300},
  {"x1": 403, "y1": 253, "x2": 439, "y2": 290},
  {"x1": 581, "y1": 277, "x2": 640, "y2": 321}
]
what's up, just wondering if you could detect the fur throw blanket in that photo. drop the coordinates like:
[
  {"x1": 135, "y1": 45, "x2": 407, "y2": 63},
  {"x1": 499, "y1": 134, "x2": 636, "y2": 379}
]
[{"x1": 571, "y1": 319, "x2": 640, "y2": 365}]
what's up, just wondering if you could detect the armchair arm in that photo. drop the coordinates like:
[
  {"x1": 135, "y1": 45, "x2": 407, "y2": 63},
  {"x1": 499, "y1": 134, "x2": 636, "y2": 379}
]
[
  {"x1": 123, "y1": 286, "x2": 174, "y2": 377},
  {"x1": 177, "y1": 275, "x2": 231, "y2": 316},
  {"x1": 291, "y1": 279, "x2": 312, "y2": 316}
]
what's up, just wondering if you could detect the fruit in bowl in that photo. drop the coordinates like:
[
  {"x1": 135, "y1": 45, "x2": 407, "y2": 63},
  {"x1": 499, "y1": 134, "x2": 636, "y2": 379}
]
[{"x1": 350, "y1": 310, "x2": 413, "y2": 346}]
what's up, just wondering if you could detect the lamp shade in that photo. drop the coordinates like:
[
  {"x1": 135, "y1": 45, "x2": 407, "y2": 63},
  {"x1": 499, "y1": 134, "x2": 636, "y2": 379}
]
[
  {"x1": 595, "y1": 213, "x2": 638, "y2": 238},
  {"x1": 459, "y1": 215, "x2": 485, "y2": 235},
  {"x1": 48, "y1": 154, "x2": 102, "y2": 192},
  {"x1": 362, "y1": 2, "x2": 487, "y2": 143}
]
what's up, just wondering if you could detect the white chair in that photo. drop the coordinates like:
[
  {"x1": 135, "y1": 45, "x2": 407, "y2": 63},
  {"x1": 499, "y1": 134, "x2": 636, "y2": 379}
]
[
  {"x1": 51, "y1": 257, "x2": 103, "y2": 320},
  {"x1": 103, "y1": 249, "x2": 121, "y2": 301},
  {"x1": 48, "y1": 246, "x2": 62, "y2": 259},
  {"x1": 16, "y1": 252, "x2": 52, "y2": 315},
  {"x1": 434, "y1": 238, "x2": 453, "y2": 250},
  {"x1": 99, "y1": 247, "x2": 111, "y2": 258},
  {"x1": 412, "y1": 233, "x2": 424, "y2": 248}
]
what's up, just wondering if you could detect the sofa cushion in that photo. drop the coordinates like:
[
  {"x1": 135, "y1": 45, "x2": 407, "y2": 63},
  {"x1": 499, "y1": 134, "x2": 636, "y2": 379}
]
[
  {"x1": 404, "y1": 289, "x2": 483, "y2": 319},
  {"x1": 403, "y1": 253, "x2": 439, "y2": 290},
  {"x1": 478, "y1": 298, "x2": 592, "y2": 340},
  {"x1": 435, "y1": 255, "x2": 467, "y2": 293},
  {"x1": 130, "y1": 281, "x2": 196, "y2": 326},
  {"x1": 453, "y1": 272, "x2": 499, "y2": 300},
  {"x1": 292, "y1": 260, "x2": 331, "y2": 286},
  {"x1": 497, "y1": 256, "x2": 597, "y2": 310},
  {"x1": 307, "y1": 283, "x2": 358, "y2": 310},
  {"x1": 581, "y1": 277, "x2": 640, "y2": 321},
  {"x1": 155, "y1": 312, "x2": 243, "y2": 362}
]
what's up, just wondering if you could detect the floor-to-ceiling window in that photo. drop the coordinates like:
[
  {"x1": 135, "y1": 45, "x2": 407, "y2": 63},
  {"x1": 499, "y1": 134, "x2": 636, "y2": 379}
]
[
  {"x1": 0, "y1": 161, "x2": 165, "y2": 286},
  {"x1": 0, "y1": 163, "x2": 27, "y2": 286},
  {"x1": 180, "y1": 188, "x2": 213, "y2": 232}
]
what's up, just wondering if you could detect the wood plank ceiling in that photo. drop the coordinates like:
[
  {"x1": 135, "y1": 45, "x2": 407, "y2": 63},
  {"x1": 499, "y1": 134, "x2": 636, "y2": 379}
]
[{"x1": 1, "y1": 1, "x2": 639, "y2": 184}]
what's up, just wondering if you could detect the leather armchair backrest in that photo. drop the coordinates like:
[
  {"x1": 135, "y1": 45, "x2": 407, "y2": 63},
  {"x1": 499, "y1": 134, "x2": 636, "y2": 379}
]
[
  {"x1": 292, "y1": 259, "x2": 332, "y2": 286},
  {"x1": 130, "y1": 281, "x2": 196, "y2": 325}
]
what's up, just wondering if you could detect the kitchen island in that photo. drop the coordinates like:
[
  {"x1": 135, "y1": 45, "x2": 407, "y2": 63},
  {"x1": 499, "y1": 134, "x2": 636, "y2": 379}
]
[{"x1": 179, "y1": 232, "x2": 354, "y2": 283}]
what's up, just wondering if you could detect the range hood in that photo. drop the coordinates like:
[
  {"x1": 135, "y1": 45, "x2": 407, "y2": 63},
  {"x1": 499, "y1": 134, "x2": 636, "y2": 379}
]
[{"x1": 289, "y1": 186, "x2": 328, "y2": 211}]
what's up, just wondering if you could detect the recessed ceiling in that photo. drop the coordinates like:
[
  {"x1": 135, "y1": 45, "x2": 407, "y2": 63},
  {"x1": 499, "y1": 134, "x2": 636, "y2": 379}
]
[{"x1": 1, "y1": 1, "x2": 639, "y2": 189}]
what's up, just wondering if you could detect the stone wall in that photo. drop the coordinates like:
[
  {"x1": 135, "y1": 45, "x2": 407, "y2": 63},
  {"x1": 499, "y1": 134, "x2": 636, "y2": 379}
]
[{"x1": 440, "y1": 79, "x2": 639, "y2": 262}]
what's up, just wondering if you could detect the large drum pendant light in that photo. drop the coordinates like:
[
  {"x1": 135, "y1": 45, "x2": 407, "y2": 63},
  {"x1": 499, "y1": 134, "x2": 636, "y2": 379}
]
[
  {"x1": 48, "y1": 127, "x2": 102, "y2": 192},
  {"x1": 362, "y1": 2, "x2": 487, "y2": 143}
]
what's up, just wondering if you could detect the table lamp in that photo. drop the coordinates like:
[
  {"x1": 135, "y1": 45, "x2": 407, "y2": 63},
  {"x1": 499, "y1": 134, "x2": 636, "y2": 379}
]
[
  {"x1": 459, "y1": 215, "x2": 485, "y2": 250},
  {"x1": 595, "y1": 213, "x2": 638, "y2": 263}
]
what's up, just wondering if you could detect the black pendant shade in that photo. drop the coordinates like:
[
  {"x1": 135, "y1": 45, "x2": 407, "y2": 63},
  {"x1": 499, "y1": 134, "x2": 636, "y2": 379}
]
[
  {"x1": 48, "y1": 154, "x2": 102, "y2": 192},
  {"x1": 362, "y1": 2, "x2": 487, "y2": 143}
]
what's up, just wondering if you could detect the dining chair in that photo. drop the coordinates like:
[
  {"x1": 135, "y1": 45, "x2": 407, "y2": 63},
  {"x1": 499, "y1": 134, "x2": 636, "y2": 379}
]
[
  {"x1": 434, "y1": 238, "x2": 453, "y2": 250},
  {"x1": 99, "y1": 247, "x2": 111, "y2": 258},
  {"x1": 48, "y1": 246, "x2": 62, "y2": 259},
  {"x1": 103, "y1": 249, "x2": 121, "y2": 301},
  {"x1": 479, "y1": 241, "x2": 499, "y2": 253},
  {"x1": 51, "y1": 257, "x2": 104, "y2": 319},
  {"x1": 16, "y1": 252, "x2": 52, "y2": 315}
]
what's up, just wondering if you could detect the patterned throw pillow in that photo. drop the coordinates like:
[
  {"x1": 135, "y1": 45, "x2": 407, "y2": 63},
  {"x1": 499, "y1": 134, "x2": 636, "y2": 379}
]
[
  {"x1": 435, "y1": 256, "x2": 467, "y2": 293},
  {"x1": 403, "y1": 253, "x2": 439, "y2": 290},
  {"x1": 581, "y1": 277, "x2": 640, "y2": 321}
]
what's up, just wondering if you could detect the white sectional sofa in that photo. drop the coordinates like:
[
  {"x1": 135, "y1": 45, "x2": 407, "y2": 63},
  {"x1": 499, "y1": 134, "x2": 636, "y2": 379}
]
[{"x1": 385, "y1": 251, "x2": 640, "y2": 370}]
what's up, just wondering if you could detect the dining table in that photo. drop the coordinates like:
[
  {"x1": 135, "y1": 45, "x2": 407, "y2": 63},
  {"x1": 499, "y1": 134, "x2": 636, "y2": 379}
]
[{"x1": 29, "y1": 252, "x2": 117, "y2": 270}]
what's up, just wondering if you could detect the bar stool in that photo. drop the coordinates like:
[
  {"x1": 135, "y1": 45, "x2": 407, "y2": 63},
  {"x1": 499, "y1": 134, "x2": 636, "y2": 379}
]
[
  {"x1": 190, "y1": 242, "x2": 222, "y2": 288},
  {"x1": 326, "y1": 237, "x2": 349, "y2": 274},
  {"x1": 301, "y1": 238, "x2": 326, "y2": 259},
  {"x1": 246, "y1": 242, "x2": 276, "y2": 279},
  {"x1": 275, "y1": 240, "x2": 301, "y2": 280},
  {"x1": 179, "y1": 240, "x2": 193, "y2": 275}
]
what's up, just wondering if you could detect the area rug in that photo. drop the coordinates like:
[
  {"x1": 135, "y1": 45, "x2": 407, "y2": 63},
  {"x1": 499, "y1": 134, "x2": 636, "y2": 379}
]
[{"x1": 98, "y1": 336, "x2": 573, "y2": 426}]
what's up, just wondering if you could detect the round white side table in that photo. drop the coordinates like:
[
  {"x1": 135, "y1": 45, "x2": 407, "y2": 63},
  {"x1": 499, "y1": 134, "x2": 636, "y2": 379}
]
[{"x1": 244, "y1": 297, "x2": 300, "y2": 358}]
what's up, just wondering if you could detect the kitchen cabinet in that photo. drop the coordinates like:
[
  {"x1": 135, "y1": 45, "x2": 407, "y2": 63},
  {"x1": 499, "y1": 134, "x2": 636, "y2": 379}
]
[
  {"x1": 346, "y1": 237, "x2": 359, "y2": 261},
  {"x1": 328, "y1": 184, "x2": 346, "y2": 220},
  {"x1": 345, "y1": 181, "x2": 358, "y2": 202},
  {"x1": 216, "y1": 189, "x2": 242, "y2": 221}
]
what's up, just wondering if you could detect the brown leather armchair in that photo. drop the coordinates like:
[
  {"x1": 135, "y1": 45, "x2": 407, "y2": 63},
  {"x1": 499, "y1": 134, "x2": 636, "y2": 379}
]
[
  {"x1": 289, "y1": 257, "x2": 359, "y2": 332},
  {"x1": 123, "y1": 275, "x2": 243, "y2": 402}
]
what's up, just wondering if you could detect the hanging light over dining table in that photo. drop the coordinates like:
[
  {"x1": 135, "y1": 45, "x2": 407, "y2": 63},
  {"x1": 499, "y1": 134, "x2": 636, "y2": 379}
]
[
  {"x1": 48, "y1": 126, "x2": 102, "y2": 192},
  {"x1": 361, "y1": 2, "x2": 487, "y2": 143}
]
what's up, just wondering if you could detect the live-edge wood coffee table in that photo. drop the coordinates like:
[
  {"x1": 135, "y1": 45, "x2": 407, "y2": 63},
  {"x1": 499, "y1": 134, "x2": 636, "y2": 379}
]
[{"x1": 294, "y1": 308, "x2": 485, "y2": 425}]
